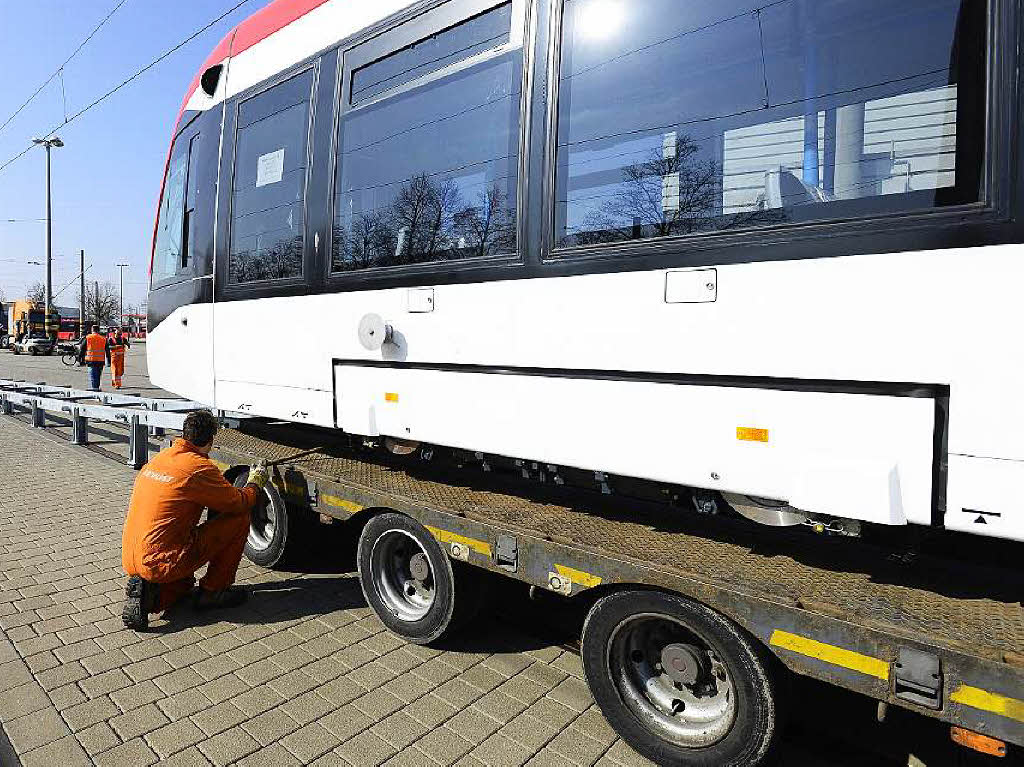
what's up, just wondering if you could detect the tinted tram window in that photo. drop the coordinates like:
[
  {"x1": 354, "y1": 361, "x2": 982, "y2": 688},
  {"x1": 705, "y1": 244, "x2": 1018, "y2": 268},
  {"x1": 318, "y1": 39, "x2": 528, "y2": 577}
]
[
  {"x1": 229, "y1": 71, "x2": 313, "y2": 284},
  {"x1": 332, "y1": 6, "x2": 520, "y2": 273},
  {"x1": 554, "y1": 0, "x2": 986, "y2": 249},
  {"x1": 351, "y1": 3, "x2": 513, "y2": 104},
  {"x1": 152, "y1": 134, "x2": 195, "y2": 285}
]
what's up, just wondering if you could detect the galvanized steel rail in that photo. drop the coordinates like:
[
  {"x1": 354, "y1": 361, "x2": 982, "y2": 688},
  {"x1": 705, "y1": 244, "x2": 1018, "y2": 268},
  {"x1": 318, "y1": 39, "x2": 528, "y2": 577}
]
[{"x1": 0, "y1": 378, "x2": 208, "y2": 468}]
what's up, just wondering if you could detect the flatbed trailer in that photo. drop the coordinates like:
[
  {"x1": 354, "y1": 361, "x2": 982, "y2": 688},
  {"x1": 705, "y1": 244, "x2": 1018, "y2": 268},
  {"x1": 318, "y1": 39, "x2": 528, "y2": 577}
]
[{"x1": 207, "y1": 422, "x2": 1024, "y2": 763}]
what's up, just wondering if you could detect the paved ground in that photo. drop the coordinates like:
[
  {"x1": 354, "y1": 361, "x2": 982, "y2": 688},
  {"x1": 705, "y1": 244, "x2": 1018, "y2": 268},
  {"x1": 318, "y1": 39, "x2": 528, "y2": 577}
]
[{"x1": 0, "y1": 348, "x2": 998, "y2": 767}]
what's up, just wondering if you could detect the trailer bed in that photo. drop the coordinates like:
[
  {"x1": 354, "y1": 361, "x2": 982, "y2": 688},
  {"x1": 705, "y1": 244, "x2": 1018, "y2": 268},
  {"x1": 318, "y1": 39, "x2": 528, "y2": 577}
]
[{"x1": 211, "y1": 423, "x2": 1024, "y2": 747}]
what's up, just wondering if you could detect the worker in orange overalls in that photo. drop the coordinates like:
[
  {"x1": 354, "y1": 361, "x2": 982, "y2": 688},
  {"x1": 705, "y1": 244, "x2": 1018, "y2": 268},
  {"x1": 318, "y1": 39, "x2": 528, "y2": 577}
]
[
  {"x1": 79, "y1": 325, "x2": 109, "y2": 392},
  {"x1": 107, "y1": 327, "x2": 129, "y2": 389},
  {"x1": 121, "y1": 410, "x2": 269, "y2": 630}
]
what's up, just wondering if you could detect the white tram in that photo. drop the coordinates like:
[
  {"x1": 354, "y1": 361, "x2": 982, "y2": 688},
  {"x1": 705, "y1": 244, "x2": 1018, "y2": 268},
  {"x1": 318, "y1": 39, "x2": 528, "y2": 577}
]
[{"x1": 148, "y1": 0, "x2": 1024, "y2": 542}]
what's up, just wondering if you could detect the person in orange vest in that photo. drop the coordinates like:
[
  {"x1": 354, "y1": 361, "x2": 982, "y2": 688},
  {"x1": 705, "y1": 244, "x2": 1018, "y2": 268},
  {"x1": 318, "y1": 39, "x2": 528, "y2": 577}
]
[
  {"x1": 107, "y1": 327, "x2": 129, "y2": 389},
  {"x1": 78, "y1": 325, "x2": 110, "y2": 392},
  {"x1": 121, "y1": 410, "x2": 269, "y2": 630}
]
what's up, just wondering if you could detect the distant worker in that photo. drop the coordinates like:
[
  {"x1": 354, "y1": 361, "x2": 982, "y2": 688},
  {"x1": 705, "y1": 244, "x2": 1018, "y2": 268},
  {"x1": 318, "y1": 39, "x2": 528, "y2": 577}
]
[
  {"x1": 121, "y1": 410, "x2": 269, "y2": 630},
  {"x1": 80, "y1": 325, "x2": 110, "y2": 392},
  {"x1": 107, "y1": 327, "x2": 127, "y2": 389}
]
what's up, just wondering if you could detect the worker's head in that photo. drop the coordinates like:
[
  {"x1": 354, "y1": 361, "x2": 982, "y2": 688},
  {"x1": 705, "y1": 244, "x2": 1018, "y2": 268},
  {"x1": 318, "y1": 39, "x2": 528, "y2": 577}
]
[
  {"x1": 91, "y1": 325, "x2": 99, "y2": 334},
  {"x1": 182, "y1": 410, "x2": 219, "y2": 454}
]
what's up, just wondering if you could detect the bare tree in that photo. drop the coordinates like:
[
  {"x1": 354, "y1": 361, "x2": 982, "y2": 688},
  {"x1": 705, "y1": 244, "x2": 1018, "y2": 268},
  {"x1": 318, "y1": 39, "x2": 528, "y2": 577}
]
[
  {"x1": 85, "y1": 282, "x2": 120, "y2": 326},
  {"x1": 26, "y1": 282, "x2": 44, "y2": 305},
  {"x1": 454, "y1": 184, "x2": 516, "y2": 258},
  {"x1": 567, "y1": 133, "x2": 785, "y2": 246}
]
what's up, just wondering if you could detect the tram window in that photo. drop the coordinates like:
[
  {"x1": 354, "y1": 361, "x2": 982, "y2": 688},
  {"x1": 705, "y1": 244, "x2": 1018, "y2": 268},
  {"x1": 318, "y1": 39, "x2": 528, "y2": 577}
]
[
  {"x1": 229, "y1": 70, "x2": 313, "y2": 284},
  {"x1": 332, "y1": 7, "x2": 520, "y2": 273},
  {"x1": 350, "y1": 3, "x2": 513, "y2": 105},
  {"x1": 181, "y1": 134, "x2": 200, "y2": 271},
  {"x1": 152, "y1": 136, "x2": 192, "y2": 285},
  {"x1": 554, "y1": 0, "x2": 986, "y2": 249}
]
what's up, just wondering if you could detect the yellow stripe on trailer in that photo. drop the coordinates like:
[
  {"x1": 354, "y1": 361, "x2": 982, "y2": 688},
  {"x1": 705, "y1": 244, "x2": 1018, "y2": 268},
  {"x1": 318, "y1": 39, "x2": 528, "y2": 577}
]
[
  {"x1": 321, "y1": 493, "x2": 364, "y2": 515},
  {"x1": 425, "y1": 526, "x2": 491, "y2": 557},
  {"x1": 770, "y1": 630, "x2": 890, "y2": 681},
  {"x1": 951, "y1": 684, "x2": 1024, "y2": 724},
  {"x1": 554, "y1": 564, "x2": 603, "y2": 588}
]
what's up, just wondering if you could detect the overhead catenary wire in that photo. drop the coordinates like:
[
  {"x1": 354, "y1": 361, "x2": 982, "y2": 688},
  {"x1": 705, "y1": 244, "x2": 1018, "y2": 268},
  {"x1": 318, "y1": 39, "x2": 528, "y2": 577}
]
[
  {"x1": 0, "y1": 0, "x2": 256, "y2": 179},
  {"x1": 0, "y1": 0, "x2": 131, "y2": 137}
]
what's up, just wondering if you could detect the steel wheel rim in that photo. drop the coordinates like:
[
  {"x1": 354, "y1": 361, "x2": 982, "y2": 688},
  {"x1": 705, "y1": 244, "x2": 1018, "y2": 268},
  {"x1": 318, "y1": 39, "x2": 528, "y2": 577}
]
[
  {"x1": 247, "y1": 491, "x2": 277, "y2": 551},
  {"x1": 608, "y1": 613, "x2": 736, "y2": 747},
  {"x1": 369, "y1": 529, "x2": 436, "y2": 622}
]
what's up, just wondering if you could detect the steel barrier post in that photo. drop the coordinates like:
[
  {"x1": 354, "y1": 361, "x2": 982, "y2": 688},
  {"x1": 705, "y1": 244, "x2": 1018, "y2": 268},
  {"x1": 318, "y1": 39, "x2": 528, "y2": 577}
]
[
  {"x1": 128, "y1": 414, "x2": 148, "y2": 469},
  {"x1": 0, "y1": 394, "x2": 10, "y2": 415},
  {"x1": 71, "y1": 408, "x2": 88, "y2": 445},
  {"x1": 31, "y1": 399, "x2": 45, "y2": 428}
]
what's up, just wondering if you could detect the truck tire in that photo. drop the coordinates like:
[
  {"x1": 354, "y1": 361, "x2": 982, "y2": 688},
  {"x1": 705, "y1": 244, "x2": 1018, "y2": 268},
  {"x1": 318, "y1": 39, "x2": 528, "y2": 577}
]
[
  {"x1": 357, "y1": 512, "x2": 484, "y2": 645},
  {"x1": 234, "y1": 472, "x2": 292, "y2": 568},
  {"x1": 582, "y1": 590, "x2": 781, "y2": 767}
]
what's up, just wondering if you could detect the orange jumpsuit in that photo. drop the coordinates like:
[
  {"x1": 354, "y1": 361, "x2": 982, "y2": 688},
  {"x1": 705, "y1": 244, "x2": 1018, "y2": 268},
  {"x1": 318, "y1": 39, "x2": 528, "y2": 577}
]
[
  {"x1": 108, "y1": 333, "x2": 125, "y2": 389},
  {"x1": 122, "y1": 439, "x2": 259, "y2": 611}
]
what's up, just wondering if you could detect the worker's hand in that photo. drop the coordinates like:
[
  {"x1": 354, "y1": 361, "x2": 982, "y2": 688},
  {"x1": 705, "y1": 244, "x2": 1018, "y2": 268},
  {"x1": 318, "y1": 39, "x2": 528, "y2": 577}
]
[{"x1": 246, "y1": 464, "x2": 270, "y2": 490}]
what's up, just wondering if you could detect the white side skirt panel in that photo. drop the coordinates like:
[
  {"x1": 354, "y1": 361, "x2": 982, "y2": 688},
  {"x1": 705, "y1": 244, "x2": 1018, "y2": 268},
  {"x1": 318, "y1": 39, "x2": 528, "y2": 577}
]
[
  {"x1": 335, "y1": 365, "x2": 935, "y2": 526},
  {"x1": 147, "y1": 304, "x2": 215, "y2": 406},
  {"x1": 216, "y1": 380, "x2": 333, "y2": 427},
  {"x1": 946, "y1": 454, "x2": 1024, "y2": 542}
]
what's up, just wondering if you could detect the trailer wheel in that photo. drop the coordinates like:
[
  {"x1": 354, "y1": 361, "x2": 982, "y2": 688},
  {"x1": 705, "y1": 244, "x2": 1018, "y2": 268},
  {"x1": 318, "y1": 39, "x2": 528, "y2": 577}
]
[
  {"x1": 357, "y1": 513, "x2": 482, "y2": 645},
  {"x1": 233, "y1": 472, "x2": 291, "y2": 568},
  {"x1": 582, "y1": 590, "x2": 780, "y2": 767}
]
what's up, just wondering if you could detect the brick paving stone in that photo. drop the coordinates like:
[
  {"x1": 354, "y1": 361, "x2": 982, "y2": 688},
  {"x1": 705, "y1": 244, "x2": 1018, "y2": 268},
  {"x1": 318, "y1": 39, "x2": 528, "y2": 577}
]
[
  {"x1": 0, "y1": 659, "x2": 32, "y2": 692},
  {"x1": 237, "y1": 742, "x2": 304, "y2": 767},
  {"x1": 19, "y1": 734, "x2": 92, "y2": 767},
  {"x1": 280, "y1": 720, "x2": 344, "y2": 763},
  {"x1": 49, "y1": 680, "x2": 87, "y2": 709},
  {"x1": 154, "y1": 665, "x2": 205, "y2": 695},
  {"x1": 241, "y1": 706, "x2": 302, "y2": 747},
  {"x1": 352, "y1": 687, "x2": 405, "y2": 720},
  {"x1": 334, "y1": 728, "x2": 397, "y2": 767},
  {"x1": 546, "y1": 678, "x2": 594, "y2": 714},
  {"x1": 80, "y1": 667, "x2": 132, "y2": 698},
  {"x1": 35, "y1": 660, "x2": 89, "y2": 690},
  {"x1": 157, "y1": 687, "x2": 214, "y2": 721},
  {"x1": 4, "y1": 705, "x2": 71, "y2": 754},
  {"x1": 76, "y1": 721, "x2": 121, "y2": 756},
  {"x1": 198, "y1": 724, "x2": 261, "y2": 766},
  {"x1": 145, "y1": 717, "x2": 207, "y2": 758},
  {"x1": 447, "y1": 705, "x2": 503, "y2": 742},
  {"x1": 502, "y1": 712, "x2": 560, "y2": 752},
  {"x1": 93, "y1": 736, "x2": 160, "y2": 767},
  {"x1": 192, "y1": 700, "x2": 249, "y2": 736},
  {"x1": 232, "y1": 685, "x2": 288, "y2": 718},
  {"x1": 368, "y1": 710, "x2": 430, "y2": 750},
  {"x1": 472, "y1": 733, "x2": 535, "y2": 767},
  {"x1": 125, "y1": 655, "x2": 175, "y2": 683},
  {"x1": 0, "y1": 680, "x2": 50, "y2": 718},
  {"x1": 475, "y1": 689, "x2": 529, "y2": 724},
  {"x1": 524, "y1": 748, "x2": 580, "y2": 767},
  {"x1": 279, "y1": 688, "x2": 336, "y2": 726},
  {"x1": 109, "y1": 701, "x2": 170, "y2": 741},
  {"x1": 320, "y1": 703, "x2": 374, "y2": 742},
  {"x1": 24, "y1": 649, "x2": 61, "y2": 673},
  {"x1": 196, "y1": 671, "x2": 250, "y2": 704},
  {"x1": 405, "y1": 692, "x2": 460, "y2": 728},
  {"x1": 546, "y1": 726, "x2": 608, "y2": 766},
  {"x1": 416, "y1": 725, "x2": 476, "y2": 764}
]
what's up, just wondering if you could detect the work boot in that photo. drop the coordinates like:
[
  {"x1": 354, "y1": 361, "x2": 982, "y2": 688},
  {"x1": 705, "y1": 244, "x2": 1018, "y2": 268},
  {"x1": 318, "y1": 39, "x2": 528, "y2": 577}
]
[
  {"x1": 194, "y1": 587, "x2": 249, "y2": 612},
  {"x1": 122, "y1": 576, "x2": 160, "y2": 631}
]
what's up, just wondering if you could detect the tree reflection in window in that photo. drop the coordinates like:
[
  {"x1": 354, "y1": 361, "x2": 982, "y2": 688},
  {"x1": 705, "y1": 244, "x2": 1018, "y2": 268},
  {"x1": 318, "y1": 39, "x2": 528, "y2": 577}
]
[{"x1": 332, "y1": 21, "x2": 520, "y2": 272}]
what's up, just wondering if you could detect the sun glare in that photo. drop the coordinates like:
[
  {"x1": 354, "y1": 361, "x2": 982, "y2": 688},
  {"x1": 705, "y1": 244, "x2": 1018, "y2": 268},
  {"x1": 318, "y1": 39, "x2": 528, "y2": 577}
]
[{"x1": 577, "y1": 0, "x2": 625, "y2": 42}]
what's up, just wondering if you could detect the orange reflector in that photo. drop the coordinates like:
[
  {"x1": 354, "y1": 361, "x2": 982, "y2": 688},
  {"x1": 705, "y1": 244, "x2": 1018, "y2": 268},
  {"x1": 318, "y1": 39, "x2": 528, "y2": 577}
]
[
  {"x1": 737, "y1": 427, "x2": 769, "y2": 443},
  {"x1": 951, "y1": 727, "x2": 1006, "y2": 757},
  {"x1": 385, "y1": 393, "x2": 399, "y2": 403}
]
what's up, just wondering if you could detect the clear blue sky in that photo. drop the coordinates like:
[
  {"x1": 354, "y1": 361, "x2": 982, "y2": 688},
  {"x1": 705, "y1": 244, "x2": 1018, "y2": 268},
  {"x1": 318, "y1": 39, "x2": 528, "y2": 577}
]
[{"x1": 0, "y1": 0, "x2": 268, "y2": 312}]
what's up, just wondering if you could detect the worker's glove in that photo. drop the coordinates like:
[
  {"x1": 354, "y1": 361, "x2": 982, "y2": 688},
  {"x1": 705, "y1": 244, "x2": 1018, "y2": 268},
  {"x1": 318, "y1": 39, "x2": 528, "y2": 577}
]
[{"x1": 246, "y1": 464, "x2": 270, "y2": 490}]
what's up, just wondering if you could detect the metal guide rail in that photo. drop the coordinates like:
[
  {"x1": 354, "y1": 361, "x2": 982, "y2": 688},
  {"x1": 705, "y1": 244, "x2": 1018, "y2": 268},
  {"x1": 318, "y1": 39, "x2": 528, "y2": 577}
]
[
  {"x1": 209, "y1": 425, "x2": 1024, "y2": 750},
  {"x1": 0, "y1": 378, "x2": 208, "y2": 468}
]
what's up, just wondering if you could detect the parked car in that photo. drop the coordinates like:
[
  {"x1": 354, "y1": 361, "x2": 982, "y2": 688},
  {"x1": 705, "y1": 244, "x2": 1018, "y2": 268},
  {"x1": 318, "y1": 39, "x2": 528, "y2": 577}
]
[{"x1": 11, "y1": 336, "x2": 55, "y2": 356}]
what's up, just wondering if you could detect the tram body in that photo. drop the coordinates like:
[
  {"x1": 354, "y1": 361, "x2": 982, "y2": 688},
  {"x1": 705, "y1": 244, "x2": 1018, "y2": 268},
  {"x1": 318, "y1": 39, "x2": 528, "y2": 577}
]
[{"x1": 149, "y1": 0, "x2": 1024, "y2": 542}]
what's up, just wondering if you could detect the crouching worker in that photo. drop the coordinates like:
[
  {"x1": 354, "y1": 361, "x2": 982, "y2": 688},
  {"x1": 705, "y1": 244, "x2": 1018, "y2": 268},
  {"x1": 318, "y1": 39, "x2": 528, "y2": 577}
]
[{"x1": 120, "y1": 410, "x2": 270, "y2": 630}]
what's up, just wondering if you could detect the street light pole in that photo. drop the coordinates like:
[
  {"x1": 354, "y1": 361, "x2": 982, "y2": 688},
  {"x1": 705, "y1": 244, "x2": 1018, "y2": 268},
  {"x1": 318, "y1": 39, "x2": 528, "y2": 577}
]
[
  {"x1": 32, "y1": 136, "x2": 63, "y2": 340},
  {"x1": 116, "y1": 263, "x2": 130, "y2": 328}
]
